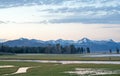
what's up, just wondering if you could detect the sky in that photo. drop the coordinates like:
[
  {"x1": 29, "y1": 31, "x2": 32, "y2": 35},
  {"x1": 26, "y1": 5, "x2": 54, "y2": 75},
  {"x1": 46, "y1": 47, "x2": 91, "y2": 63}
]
[{"x1": 0, "y1": 0, "x2": 120, "y2": 41}]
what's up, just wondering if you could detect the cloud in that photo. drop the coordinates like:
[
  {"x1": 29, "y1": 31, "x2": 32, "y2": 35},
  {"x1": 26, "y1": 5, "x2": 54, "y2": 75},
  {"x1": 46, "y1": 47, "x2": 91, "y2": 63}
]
[
  {"x1": 0, "y1": 0, "x2": 120, "y2": 24},
  {"x1": 102, "y1": 25, "x2": 120, "y2": 28},
  {"x1": 0, "y1": 0, "x2": 65, "y2": 8},
  {"x1": 0, "y1": 21, "x2": 5, "y2": 24}
]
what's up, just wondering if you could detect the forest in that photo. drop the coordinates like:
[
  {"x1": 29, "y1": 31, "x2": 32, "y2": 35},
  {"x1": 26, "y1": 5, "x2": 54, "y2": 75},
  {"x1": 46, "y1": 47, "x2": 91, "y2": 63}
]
[{"x1": 0, "y1": 44, "x2": 90, "y2": 54}]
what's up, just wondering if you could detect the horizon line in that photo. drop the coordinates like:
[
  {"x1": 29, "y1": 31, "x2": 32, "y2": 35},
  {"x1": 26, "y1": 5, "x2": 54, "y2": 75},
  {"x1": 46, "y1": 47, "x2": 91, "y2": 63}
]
[{"x1": 1, "y1": 37, "x2": 120, "y2": 42}]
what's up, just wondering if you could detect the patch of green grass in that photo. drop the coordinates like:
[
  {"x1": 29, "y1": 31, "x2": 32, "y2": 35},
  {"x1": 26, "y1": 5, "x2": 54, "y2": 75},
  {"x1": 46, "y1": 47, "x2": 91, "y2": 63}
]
[
  {"x1": 0, "y1": 67, "x2": 18, "y2": 75},
  {"x1": 0, "y1": 54, "x2": 120, "y2": 61}
]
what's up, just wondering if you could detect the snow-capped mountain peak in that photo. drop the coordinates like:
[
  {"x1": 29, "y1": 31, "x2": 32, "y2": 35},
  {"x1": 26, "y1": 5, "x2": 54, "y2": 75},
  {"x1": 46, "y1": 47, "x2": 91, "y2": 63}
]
[
  {"x1": 108, "y1": 39, "x2": 115, "y2": 42},
  {"x1": 81, "y1": 37, "x2": 91, "y2": 42},
  {"x1": 18, "y1": 38, "x2": 29, "y2": 41},
  {"x1": 77, "y1": 37, "x2": 92, "y2": 43}
]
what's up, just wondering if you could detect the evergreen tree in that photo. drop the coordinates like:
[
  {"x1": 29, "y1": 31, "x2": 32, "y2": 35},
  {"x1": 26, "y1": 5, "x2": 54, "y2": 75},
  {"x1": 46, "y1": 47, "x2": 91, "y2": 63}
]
[
  {"x1": 56, "y1": 44, "x2": 62, "y2": 54},
  {"x1": 86, "y1": 47, "x2": 90, "y2": 53},
  {"x1": 77, "y1": 47, "x2": 81, "y2": 54},
  {"x1": 109, "y1": 49, "x2": 112, "y2": 54},
  {"x1": 63, "y1": 46, "x2": 71, "y2": 54},
  {"x1": 70, "y1": 44, "x2": 76, "y2": 54},
  {"x1": 80, "y1": 47, "x2": 84, "y2": 54},
  {"x1": 116, "y1": 48, "x2": 119, "y2": 54},
  {"x1": 45, "y1": 45, "x2": 51, "y2": 53}
]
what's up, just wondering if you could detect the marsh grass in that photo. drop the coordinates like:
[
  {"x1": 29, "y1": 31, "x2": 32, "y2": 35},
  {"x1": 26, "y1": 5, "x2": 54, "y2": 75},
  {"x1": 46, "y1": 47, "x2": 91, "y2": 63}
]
[{"x1": 0, "y1": 61, "x2": 120, "y2": 76}]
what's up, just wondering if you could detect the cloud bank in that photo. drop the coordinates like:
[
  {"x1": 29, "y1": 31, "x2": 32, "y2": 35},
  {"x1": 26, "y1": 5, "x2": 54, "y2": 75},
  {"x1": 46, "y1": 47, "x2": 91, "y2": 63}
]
[{"x1": 0, "y1": 0, "x2": 120, "y2": 24}]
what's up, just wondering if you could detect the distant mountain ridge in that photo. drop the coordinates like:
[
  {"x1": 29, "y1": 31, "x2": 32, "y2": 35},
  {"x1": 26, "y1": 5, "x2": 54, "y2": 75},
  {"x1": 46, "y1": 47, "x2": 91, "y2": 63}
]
[{"x1": 1, "y1": 38, "x2": 120, "y2": 52}]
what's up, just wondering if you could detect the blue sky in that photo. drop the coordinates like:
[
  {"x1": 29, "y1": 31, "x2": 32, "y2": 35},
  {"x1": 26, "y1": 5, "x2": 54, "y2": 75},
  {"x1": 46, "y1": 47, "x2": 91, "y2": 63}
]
[{"x1": 0, "y1": 0, "x2": 120, "y2": 41}]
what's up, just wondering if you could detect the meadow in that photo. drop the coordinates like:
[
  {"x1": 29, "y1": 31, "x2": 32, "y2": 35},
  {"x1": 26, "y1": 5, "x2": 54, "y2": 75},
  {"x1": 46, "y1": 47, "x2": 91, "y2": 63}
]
[
  {"x1": 0, "y1": 61, "x2": 120, "y2": 76},
  {"x1": 0, "y1": 54, "x2": 120, "y2": 76},
  {"x1": 0, "y1": 54, "x2": 120, "y2": 61}
]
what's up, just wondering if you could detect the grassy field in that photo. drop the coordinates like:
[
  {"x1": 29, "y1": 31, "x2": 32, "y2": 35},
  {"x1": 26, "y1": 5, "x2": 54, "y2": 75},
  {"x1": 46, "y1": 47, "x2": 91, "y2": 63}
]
[
  {"x1": 0, "y1": 54, "x2": 120, "y2": 61},
  {"x1": 0, "y1": 54, "x2": 120, "y2": 76},
  {"x1": 0, "y1": 61, "x2": 120, "y2": 76}
]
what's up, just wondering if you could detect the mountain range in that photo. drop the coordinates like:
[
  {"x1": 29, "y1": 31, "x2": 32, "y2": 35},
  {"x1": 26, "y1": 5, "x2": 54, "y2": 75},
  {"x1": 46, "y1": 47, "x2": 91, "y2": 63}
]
[{"x1": 1, "y1": 38, "x2": 120, "y2": 52}]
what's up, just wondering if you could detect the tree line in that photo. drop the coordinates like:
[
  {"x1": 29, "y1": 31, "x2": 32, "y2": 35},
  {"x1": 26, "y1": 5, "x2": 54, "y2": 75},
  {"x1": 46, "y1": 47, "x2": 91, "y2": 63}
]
[
  {"x1": 0, "y1": 44, "x2": 90, "y2": 54},
  {"x1": 109, "y1": 48, "x2": 120, "y2": 54}
]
